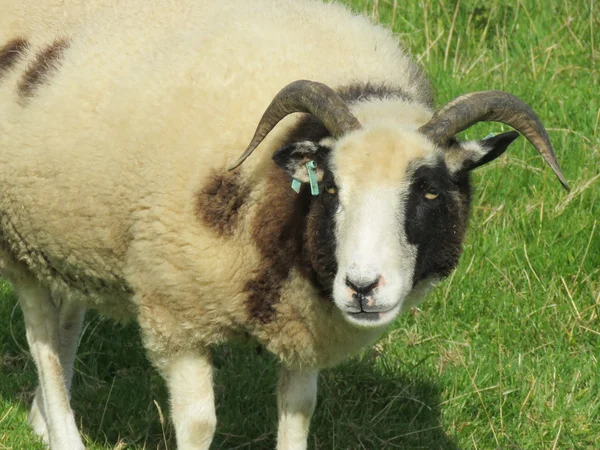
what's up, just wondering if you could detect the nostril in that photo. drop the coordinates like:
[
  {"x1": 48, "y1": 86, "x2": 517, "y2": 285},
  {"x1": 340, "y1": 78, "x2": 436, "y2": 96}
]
[
  {"x1": 345, "y1": 277, "x2": 358, "y2": 292},
  {"x1": 345, "y1": 276, "x2": 381, "y2": 295},
  {"x1": 363, "y1": 278, "x2": 381, "y2": 293}
]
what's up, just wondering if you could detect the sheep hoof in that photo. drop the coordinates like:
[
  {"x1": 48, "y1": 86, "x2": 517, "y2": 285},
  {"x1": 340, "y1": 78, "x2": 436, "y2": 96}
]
[{"x1": 28, "y1": 399, "x2": 49, "y2": 444}]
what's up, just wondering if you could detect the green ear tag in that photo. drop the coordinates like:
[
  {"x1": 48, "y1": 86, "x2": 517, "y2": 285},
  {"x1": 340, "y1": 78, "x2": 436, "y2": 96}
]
[
  {"x1": 484, "y1": 132, "x2": 496, "y2": 140},
  {"x1": 291, "y1": 178, "x2": 302, "y2": 193},
  {"x1": 306, "y1": 160, "x2": 319, "y2": 196}
]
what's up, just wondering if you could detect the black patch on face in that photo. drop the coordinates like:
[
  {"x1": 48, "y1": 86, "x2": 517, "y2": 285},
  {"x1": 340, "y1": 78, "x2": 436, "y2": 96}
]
[
  {"x1": 300, "y1": 169, "x2": 340, "y2": 296},
  {"x1": 405, "y1": 162, "x2": 471, "y2": 285}
]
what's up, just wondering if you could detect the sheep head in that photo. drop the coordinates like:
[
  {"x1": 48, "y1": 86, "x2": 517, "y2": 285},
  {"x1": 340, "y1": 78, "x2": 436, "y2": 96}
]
[{"x1": 232, "y1": 80, "x2": 567, "y2": 328}]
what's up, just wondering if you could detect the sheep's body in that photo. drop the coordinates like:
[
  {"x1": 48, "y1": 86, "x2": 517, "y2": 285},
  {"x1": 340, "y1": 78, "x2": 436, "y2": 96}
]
[
  {"x1": 0, "y1": 1, "x2": 565, "y2": 449},
  {"x1": 0, "y1": 1, "x2": 436, "y2": 447},
  {"x1": 1, "y1": 0, "x2": 431, "y2": 364}
]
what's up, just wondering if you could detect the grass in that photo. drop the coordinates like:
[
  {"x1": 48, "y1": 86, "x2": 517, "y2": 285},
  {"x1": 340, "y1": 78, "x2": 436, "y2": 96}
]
[{"x1": 1, "y1": 0, "x2": 598, "y2": 448}]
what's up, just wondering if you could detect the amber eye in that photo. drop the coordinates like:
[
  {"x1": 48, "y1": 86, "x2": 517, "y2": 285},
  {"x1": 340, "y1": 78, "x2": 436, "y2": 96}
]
[
  {"x1": 325, "y1": 183, "x2": 337, "y2": 195},
  {"x1": 424, "y1": 192, "x2": 439, "y2": 200}
]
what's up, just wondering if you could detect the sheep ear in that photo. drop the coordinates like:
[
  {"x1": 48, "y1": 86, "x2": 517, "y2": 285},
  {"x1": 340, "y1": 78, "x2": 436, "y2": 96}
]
[
  {"x1": 444, "y1": 131, "x2": 520, "y2": 174},
  {"x1": 272, "y1": 141, "x2": 331, "y2": 182}
]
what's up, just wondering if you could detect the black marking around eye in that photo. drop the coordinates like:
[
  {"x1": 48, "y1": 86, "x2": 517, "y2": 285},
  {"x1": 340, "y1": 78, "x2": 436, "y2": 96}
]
[
  {"x1": 301, "y1": 166, "x2": 339, "y2": 296},
  {"x1": 404, "y1": 162, "x2": 471, "y2": 285}
]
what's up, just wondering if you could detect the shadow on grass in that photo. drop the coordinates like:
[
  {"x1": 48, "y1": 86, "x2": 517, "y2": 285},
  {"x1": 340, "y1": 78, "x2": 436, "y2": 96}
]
[{"x1": 0, "y1": 290, "x2": 458, "y2": 450}]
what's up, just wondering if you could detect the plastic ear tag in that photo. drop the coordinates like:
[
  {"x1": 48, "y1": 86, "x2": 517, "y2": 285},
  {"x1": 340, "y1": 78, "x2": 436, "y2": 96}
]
[
  {"x1": 290, "y1": 160, "x2": 320, "y2": 195},
  {"x1": 306, "y1": 160, "x2": 320, "y2": 196},
  {"x1": 291, "y1": 178, "x2": 302, "y2": 193},
  {"x1": 484, "y1": 132, "x2": 496, "y2": 140}
]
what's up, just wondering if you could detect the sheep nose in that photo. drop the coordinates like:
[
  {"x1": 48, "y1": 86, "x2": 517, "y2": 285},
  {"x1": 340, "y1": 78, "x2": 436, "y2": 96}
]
[{"x1": 345, "y1": 276, "x2": 381, "y2": 296}]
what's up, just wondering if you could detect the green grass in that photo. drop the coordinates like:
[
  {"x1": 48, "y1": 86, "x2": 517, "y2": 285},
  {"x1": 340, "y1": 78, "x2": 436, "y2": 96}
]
[{"x1": 1, "y1": 0, "x2": 599, "y2": 448}]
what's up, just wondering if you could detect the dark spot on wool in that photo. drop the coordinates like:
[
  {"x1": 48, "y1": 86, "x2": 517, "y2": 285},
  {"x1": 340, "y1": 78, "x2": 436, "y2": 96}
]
[
  {"x1": 336, "y1": 82, "x2": 417, "y2": 104},
  {"x1": 196, "y1": 171, "x2": 250, "y2": 236},
  {"x1": 405, "y1": 162, "x2": 471, "y2": 285},
  {"x1": 245, "y1": 169, "x2": 311, "y2": 323},
  {"x1": 245, "y1": 268, "x2": 286, "y2": 323},
  {"x1": 18, "y1": 39, "x2": 69, "y2": 99},
  {"x1": 0, "y1": 38, "x2": 28, "y2": 81}
]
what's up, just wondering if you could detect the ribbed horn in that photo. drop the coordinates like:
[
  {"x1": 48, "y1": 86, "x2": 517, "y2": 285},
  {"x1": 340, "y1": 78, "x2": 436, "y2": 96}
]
[
  {"x1": 228, "y1": 80, "x2": 361, "y2": 170},
  {"x1": 418, "y1": 90, "x2": 569, "y2": 190}
]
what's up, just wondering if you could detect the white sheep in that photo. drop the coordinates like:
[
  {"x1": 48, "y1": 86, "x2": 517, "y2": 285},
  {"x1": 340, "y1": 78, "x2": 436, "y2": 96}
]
[{"x1": 0, "y1": 0, "x2": 568, "y2": 449}]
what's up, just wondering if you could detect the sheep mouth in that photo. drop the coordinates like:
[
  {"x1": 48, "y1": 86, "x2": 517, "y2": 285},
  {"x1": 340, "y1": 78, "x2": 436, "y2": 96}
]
[
  {"x1": 347, "y1": 311, "x2": 384, "y2": 322},
  {"x1": 344, "y1": 303, "x2": 401, "y2": 327}
]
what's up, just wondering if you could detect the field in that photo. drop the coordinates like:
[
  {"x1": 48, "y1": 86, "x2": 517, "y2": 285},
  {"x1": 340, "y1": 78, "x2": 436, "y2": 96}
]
[{"x1": 1, "y1": 0, "x2": 598, "y2": 448}]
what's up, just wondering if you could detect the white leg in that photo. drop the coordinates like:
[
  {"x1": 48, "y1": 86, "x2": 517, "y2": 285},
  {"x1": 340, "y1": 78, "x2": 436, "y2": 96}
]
[
  {"x1": 17, "y1": 281, "x2": 85, "y2": 450},
  {"x1": 163, "y1": 351, "x2": 216, "y2": 450},
  {"x1": 56, "y1": 299, "x2": 86, "y2": 390},
  {"x1": 28, "y1": 297, "x2": 85, "y2": 443},
  {"x1": 277, "y1": 367, "x2": 318, "y2": 450}
]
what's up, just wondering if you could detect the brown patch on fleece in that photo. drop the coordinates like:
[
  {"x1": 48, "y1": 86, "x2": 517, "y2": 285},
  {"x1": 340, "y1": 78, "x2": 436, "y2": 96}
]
[
  {"x1": 245, "y1": 168, "x2": 311, "y2": 324},
  {"x1": 196, "y1": 171, "x2": 250, "y2": 236},
  {"x1": 0, "y1": 38, "x2": 28, "y2": 80},
  {"x1": 18, "y1": 38, "x2": 69, "y2": 99}
]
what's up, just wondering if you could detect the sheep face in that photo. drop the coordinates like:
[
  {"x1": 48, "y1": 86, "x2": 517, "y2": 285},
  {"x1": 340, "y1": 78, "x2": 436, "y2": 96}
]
[{"x1": 274, "y1": 125, "x2": 518, "y2": 328}]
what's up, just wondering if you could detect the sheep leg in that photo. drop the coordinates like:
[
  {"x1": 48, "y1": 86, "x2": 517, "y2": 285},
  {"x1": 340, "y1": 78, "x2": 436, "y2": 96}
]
[
  {"x1": 162, "y1": 351, "x2": 217, "y2": 450},
  {"x1": 29, "y1": 298, "x2": 86, "y2": 443},
  {"x1": 17, "y1": 282, "x2": 85, "y2": 450},
  {"x1": 276, "y1": 367, "x2": 318, "y2": 450}
]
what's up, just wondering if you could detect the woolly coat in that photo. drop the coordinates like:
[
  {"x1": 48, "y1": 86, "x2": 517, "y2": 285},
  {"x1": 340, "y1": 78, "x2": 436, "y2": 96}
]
[{"x1": 0, "y1": 0, "x2": 434, "y2": 370}]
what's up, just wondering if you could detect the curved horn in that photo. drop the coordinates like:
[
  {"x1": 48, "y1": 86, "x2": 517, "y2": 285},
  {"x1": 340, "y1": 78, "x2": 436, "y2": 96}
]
[
  {"x1": 228, "y1": 80, "x2": 361, "y2": 170},
  {"x1": 418, "y1": 90, "x2": 569, "y2": 190}
]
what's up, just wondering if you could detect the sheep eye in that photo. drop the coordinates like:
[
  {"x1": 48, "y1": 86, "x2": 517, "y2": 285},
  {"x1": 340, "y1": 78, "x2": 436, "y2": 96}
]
[
  {"x1": 324, "y1": 181, "x2": 337, "y2": 195},
  {"x1": 424, "y1": 192, "x2": 439, "y2": 200}
]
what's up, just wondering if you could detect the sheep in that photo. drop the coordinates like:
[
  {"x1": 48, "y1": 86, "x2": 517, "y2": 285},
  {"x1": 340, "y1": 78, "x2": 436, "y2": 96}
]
[{"x1": 0, "y1": 0, "x2": 569, "y2": 449}]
